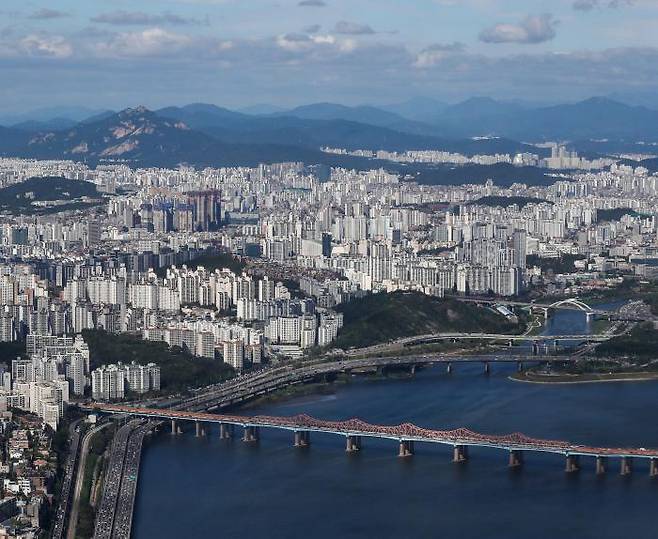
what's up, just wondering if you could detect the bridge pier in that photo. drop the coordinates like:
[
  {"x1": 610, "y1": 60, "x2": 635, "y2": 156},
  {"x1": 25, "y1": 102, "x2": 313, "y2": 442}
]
[
  {"x1": 346, "y1": 435, "x2": 361, "y2": 453},
  {"x1": 650, "y1": 459, "x2": 658, "y2": 478},
  {"x1": 446, "y1": 362, "x2": 452, "y2": 374},
  {"x1": 453, "y1": 445, "x2": 468, "y2": 463},
  {"x1": 483, "y1": 362, "x2": 490, "y2": 375},
  {"x1": 517, "y1": 361, "x2": 524, "y2": 373},
  {"x1": 219, "y1": 423, "x2": 233, "y2": 440},
  {"x1": 620, "y1": 456, "x2": 632, "y2": 476},
  {"x1": 398, "y1": 440, "x2": 414, "y2": 458},
  {"x1": 508, "y1": 450, "x2": 523, "y2": 468},
  {"x1": 170, "y1": 419, "x2": 183, "y2": 435},
  {"x1": 294, "y1": 431, "x2": 310, "y2": 448},
  {"x1": 409, "y1": 365, "x2": 416, "y2": 376},
  {"x1": 565, "y1": 455, "x2": 579, "y2": 473},
  {"x1": 195, "y1": 421, "x2": 206, "y2": 437},
  {"x1": 596, "y1": 456, "x2": 607, "y2": 475},
  {"x1": 242, "y1": 426, "x2": 259, "y2": 443}
]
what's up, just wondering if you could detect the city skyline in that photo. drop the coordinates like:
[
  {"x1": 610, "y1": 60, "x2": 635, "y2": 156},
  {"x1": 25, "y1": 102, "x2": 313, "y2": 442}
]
[
  {"x1": 2, "y1": 2, "x2": 658, "y2": 538},
  {"x1": 3, "y1": 0, "x2": 658, "y2": 112}
]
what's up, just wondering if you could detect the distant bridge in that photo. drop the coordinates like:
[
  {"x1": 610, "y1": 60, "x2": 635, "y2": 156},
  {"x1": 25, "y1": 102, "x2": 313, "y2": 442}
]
[
  {"x1": 452, "y1": 296, "x2": 648, "y2": 321},
  {"x1": 455, "y1": 296, "x2": 600, "y2": 313},
  {"x1": 399, "y1": 333, "x2": 609, "y2": 344},
  {"x1": 344, "y1": 333, "x2": 608, "y2": 358},
  {"x1": 169, "y1": 354, "x2": 574, "y2": 412},
  {"x1": 84, "y1": 404, "x2": 658, "y2": 476}
]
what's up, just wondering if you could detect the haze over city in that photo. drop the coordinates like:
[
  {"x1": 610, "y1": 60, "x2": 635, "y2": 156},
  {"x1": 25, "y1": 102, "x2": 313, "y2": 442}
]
[{"x1": 0, "y1": 1, "x2": 657, "y2": 539}]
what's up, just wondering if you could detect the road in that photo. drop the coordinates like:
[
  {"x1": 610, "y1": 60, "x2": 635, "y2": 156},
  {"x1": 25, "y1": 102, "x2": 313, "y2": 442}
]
[
  {"x1": 92, "y1": 421, "x2": 142, "y2": 539},
  {"x1": 174, "y1": 353, "x2": 577, "y2": 412},
  {"x1": 112, "y1": 423, "x2": 152, "y2": 539},
  {"x1": 51, "y1": 419, "x2": 82, "y2": 539},
  {"x1": 345, "y1": 332, "x2": 612, "y2": 357},
  {"x1": 67, "y1": 422, "x2": 112, "y2": 539}
]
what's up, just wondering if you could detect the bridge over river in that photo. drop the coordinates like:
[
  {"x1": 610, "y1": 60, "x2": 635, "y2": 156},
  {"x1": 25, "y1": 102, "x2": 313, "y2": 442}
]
[
  {"x1": 85, "y1": 403, "x2": 658, "y2": 477},
  {"x1": 79, "y1": 347, "x2": 646, "y2": 537},
  {"x1": 171, "y1": 353, "x2": 576, "y2": 411},
  {"x1": 453, "y1": 296, "x2": 650, "y2": 322}
]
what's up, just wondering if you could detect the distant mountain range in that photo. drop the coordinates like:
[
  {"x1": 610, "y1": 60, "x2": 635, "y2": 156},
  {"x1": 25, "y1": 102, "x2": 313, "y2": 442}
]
[
  {"x1": 155, "y1": 103, "x2": 537, "y2": 156},
  {"x1": 1, "y1": 97, "x2": 658, "y2": 174},
  {"x1": 263, "y1": 96, "x2": 658, "y2": 141},
  {"x1": 1, "y1": 106, "x2": 346, "y2": 168},
  {"x1": 6, "y1": 96, "x2": 658, "y2": 142}
]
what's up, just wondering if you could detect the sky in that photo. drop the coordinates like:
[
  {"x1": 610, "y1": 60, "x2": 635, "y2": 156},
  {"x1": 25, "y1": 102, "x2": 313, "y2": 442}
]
[{"x1": 2, "y1": 0, "x2": 658, "y2": 113}]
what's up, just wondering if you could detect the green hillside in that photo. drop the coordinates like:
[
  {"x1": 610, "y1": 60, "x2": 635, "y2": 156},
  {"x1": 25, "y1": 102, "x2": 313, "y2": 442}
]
[
  {"x1": 334, "y1": 291, "x2": 521, "y2": 349},
  {"x1": 82, "y1": 330, "x2": 234, "y2": 394},
  {"x1": 0, "y1": 176, "x2": 103, "y2": 215},
  {"x1": 595, "y1": 323, "x2": 658, "y2": 361}
]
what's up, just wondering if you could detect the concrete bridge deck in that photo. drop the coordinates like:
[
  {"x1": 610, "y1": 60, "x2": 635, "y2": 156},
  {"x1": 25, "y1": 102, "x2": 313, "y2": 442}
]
[
  {"x1": 183, "y1": 353, "x2": 576, "y2": 410},
  {"x1": 399, "y1": 333, "x2": 609, "y2": 343},
  {"x1": 168, "y1": 354, "x2": 573, "y2": 412}
]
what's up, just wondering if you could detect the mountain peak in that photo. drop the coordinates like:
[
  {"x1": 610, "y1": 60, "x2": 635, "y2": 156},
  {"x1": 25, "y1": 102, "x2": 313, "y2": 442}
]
[
  {"x1": 119, "y1": 105, "x2": 151, "y2": 117},
  {"x1": 576, "y1": 96, "x2": 624, "y2": 108}
]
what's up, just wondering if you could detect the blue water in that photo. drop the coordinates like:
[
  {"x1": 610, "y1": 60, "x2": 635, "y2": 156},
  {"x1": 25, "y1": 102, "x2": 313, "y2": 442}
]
[{"x1": 133, "y1": 306, "x2": 657, "y2": 539}]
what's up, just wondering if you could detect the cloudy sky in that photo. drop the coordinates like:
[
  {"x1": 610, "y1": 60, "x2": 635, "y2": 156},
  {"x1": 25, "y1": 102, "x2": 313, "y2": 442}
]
[{"x1": 2, "y1": 0, "x2": 658, "y2": 112}]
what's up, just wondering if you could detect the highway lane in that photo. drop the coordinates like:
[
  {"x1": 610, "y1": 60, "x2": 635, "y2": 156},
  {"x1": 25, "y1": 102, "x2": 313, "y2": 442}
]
[
  {"x1": 51, "y1": 420, "x2": 83, "y2": 539},
  {"x1": 112, "y1": 424, "x2": 153, "y2": 539},
  {"x1": 67, "y1": 422, "x2": 112, "y2": 539},
  {"x1": 92, "y1": 421, "x2": 141, "y2": 539}
]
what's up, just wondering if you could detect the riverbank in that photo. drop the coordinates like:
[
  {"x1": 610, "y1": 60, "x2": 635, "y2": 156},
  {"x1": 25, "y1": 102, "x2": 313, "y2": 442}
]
[
  {"x1": 239, "y1": 369, "x2": 421, "y2": 409},
  {"x1": 510, "y1": 371, "x2": 658, "y2": 384},
  {"x1": 239, "y1": 382, "x2": 339, "y2": 409}
]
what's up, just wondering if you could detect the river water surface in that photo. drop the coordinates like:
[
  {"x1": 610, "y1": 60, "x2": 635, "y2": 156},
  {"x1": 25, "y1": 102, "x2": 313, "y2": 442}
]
[{"x1": 133, "y1": 307, "x2": 657, "y2": 539}]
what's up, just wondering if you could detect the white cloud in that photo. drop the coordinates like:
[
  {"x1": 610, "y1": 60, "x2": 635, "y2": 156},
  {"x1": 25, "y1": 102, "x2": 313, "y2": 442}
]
[
  {"x1": 479, "y1": 14, "x2": 558, "y2": 44},
  {"x1": 92, "y1": 28, "x2": 193, "y2": 58},
  {"x1": 18, "y1": 35, "x2": 73, "y2": 58},
  {"x1": 414, "y1": 42, "x2": 465, "y2": 67}
]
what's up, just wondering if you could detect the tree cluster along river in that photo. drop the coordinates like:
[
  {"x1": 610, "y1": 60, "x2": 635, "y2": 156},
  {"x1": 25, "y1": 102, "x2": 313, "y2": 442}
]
[{"x1": 133, "y1": 306, "x2": 658, "y2": 539}]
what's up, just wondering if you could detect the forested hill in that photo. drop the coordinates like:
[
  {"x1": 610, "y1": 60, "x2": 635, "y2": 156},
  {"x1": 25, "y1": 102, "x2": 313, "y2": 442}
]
[{"x1": 334, "y1": 292, "x2": 520, "y2": 349}]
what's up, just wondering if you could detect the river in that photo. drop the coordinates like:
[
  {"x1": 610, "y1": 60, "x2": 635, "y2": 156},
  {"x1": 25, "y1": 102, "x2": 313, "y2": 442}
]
[{"x1": 133, "y1": 305, "x2": 657, "y2": 539}]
